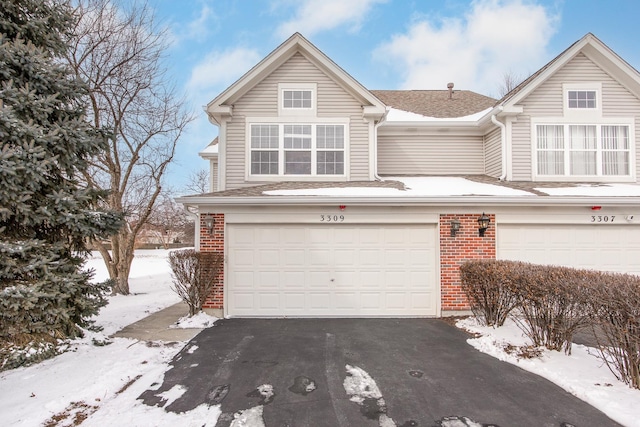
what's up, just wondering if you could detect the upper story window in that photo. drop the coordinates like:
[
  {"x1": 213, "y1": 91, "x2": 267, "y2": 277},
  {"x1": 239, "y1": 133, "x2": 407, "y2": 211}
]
[
  {"x1": 278, "y1": 83, "x2": 317, "y2": 116},
  {"x1": 249, "y1": 122, "x2": 346, "y2": 178},
  {"x1": 567, "y1": 90, "x2": 596, "y2": 109},
  {"x1": 535, "y1": 123, "x2": 631, "y2": 178},
  {"x1": 283, "y1": 90, "x2": 312, "y2": 109},
  {"x1": 563, "y1": 83, "x2": 601, "y2": 116}
]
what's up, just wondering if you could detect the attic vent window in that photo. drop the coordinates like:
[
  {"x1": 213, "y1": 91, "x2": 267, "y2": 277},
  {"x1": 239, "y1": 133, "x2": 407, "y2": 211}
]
[{"x1": 567, "y1": 90, "x2": 596, "y2": 109}]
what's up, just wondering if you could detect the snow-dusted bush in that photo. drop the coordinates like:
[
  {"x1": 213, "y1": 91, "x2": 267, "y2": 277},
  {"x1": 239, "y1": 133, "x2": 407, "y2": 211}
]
[
  {"x1": 460, "y1": 260, "x2": 519, "y2": 326},
  {"x1": 509, "y1": 264, "x2": 594, "y2": 355},
  {"x1": 168, "y1": 250, "x2": 223, "y2": 316},
  {"x1": 588, "y1": 273, "x2": 640, "y2": 389}
]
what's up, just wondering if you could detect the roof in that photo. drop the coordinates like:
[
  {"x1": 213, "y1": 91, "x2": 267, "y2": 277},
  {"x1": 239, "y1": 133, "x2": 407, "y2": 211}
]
[
  {"x1": 206, "y1": 33, "x2": 386, "y2": 125},
  {"x1": 372, "y1": 90, "x2": 497, "y2": 118},
  {"x1": 498, "y1": 33, "x2": 640, "y2": 107},
  {"x1": 198, "y1": 137, "x2": 218, "y2": 158}
]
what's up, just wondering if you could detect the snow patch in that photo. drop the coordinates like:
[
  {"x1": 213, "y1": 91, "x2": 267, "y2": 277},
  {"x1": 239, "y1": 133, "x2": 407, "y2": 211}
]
[
  {"x1": 171, "y1": 311, "x2": 219, "y2": 329},
  {"x1": 229, "y1": 405, "x2": 265, "y2": 427},
  {"x1": 535, "y1": 183, "x2": 640, "y2": 197},
  {"x1": 385, "y1": 107, "x2": 492, "y2": 122},
  {"x1": 264, "y1": 177, "x2": 531, "y2": 197},
  {"x1": 156, "y1": 384, "x2": 187, "y2": 408},
  {"x1": 343, "y1": 364, "x2": 383, "y2": 404}
]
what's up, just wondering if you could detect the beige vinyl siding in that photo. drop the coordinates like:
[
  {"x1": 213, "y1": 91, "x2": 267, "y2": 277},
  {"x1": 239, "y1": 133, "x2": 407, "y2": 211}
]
[
  {"x1": 223, "y1": 52, "x2": 370, "y2": 189},
  {"x1": 210, "y1": 159, "x2": 218, "y2": 192},
  {"x1": 377, "y1": 132, "x2": 484, "y2": 175},
  {"x1": 484, "y1": 127, "x2": 502, "y2": 177},
  {"x1": 511, "y1": 53, "x2": 640, "y2": 181}
]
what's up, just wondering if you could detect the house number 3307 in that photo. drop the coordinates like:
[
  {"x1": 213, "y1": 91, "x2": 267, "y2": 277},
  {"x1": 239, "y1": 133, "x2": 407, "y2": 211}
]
[
  {"x1": 320, "y1": 214, "x2": 345, "y2": 222},
  {"x1": 591, "y1": 215, "x2": 615, "y2": 223}
]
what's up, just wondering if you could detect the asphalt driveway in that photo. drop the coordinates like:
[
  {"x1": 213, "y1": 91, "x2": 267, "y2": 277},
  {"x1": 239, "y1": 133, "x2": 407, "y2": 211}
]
[{"x1": 139, "y1": 319, "x2": 618, "y2": 427}]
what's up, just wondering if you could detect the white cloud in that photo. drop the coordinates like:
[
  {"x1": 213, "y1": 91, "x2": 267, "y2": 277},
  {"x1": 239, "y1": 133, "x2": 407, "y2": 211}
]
[
  {"x1": 276, "y1": 0, "x2": 387, "y2": 39},
  {"x1": 186, "y1": 47, "x2": 262, "y2": 101},
  {"x1": 374, "y1": 0, "x2": 560, "y2": 96}
]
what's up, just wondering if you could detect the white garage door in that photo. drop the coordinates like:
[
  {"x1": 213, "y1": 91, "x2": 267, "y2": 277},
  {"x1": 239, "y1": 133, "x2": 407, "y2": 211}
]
[
  {"x1": 498, "y1": 224, "x2": 640, "y2": 275},
  {"x1": 227, "y1": 224, "x2": 438, "y2": 317}
]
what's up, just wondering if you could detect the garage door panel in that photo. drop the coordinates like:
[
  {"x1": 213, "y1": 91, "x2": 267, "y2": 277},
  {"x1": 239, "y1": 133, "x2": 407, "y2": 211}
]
[
  {"x1": 228, "y1": 224, "x2": 437, "y2": 317},
  {"x1": 499, "y1": 224, "x2": 640, "y2": 275}
]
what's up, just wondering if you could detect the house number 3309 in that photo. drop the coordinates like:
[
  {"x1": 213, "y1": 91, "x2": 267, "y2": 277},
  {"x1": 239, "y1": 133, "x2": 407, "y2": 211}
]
[{"x1": 320, "y1": 214, "x2": 345, "y2": 222}]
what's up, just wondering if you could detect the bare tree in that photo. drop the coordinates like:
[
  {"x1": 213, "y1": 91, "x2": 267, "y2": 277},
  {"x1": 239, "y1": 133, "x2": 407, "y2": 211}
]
[
  {"x1": 66, "y1": 0, "x2": 194, "y2": 294},
  {"x1": 183, "y1": 168, "x2": 210, "y2": 194},
  {"x1": 497, "y1": 71, "x2": 525, "y2": 98},
  {"x1": 145, "y1": 192, "x2": 188, "y2": 249}
]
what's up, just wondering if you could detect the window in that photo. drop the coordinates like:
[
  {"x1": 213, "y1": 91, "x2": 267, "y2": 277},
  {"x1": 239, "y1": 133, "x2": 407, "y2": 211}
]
[
  {"x1": 283, "y1": 90, "x2": 312, "y2": 109},
  {"x1": 249, "y1": 123, "x2": 346, "y2": 177},
  {"x1": 567, "y1": 90, "x2": 597, "y2": 109},
  {"x1": 278, "y1": 83, "x2": 317, "y2": 116},
  {"x1": 536, "y1": 124, "x2": 630, "y2": 177}
]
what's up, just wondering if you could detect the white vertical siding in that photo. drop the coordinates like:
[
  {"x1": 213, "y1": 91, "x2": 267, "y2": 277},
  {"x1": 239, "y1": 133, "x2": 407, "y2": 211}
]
[
  {"x1": 484, "y1": 127, "x2": 502, "y2": 177},
  {"x1": 223, "y1": 52, "x2": 371, "y2": 189},
  {"x1": 377, "y1": 132, "x2": 484, "y2": 175},
  {"x1": 511, "y1": 53, "x2": 640, "y2": 181}
]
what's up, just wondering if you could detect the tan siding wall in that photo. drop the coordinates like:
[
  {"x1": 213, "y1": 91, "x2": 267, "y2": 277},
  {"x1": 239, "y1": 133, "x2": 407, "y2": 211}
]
[
  {"x1": 377, "y1": 132, "x2": 484, "y2": 175},
  {"x1": 484, "y1": 127, "x2": 502, "y2": 177},
  {"x1": 511, "y1": 53, "x2": 640, "y2": 181},
  {"x1": 223, "y1": 52, "x2": 370, "y2": 189}
]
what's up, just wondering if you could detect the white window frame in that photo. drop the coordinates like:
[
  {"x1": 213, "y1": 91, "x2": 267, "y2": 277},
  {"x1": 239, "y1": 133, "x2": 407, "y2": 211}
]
[
  {"x1": 563, "y1": 83, "x2": 601, "y2": 119},
  {"x1": 278, "y1": 83, "x2": 317, "y2": 117},
  {"x1": 246, "y1": 117, "x2": 350, "y2": 181},
  {"x1": 531, "y1": 117, "x2": 636, "y2": 182}
]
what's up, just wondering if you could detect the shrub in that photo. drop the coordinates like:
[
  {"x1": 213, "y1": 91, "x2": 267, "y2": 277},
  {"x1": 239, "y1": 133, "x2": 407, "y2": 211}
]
[
  {"x1": 168, "y1": 250, "x2": 223, "y2": 316},
  {"x1": 460, "y1": 260, "x2": 519, "y2": 327},
  {"x1": 509, "y1": 264, "x2": 594, "y2": 355},
  {"x1": 588, "y1": 272, "x2": 640, "y2": 389}
]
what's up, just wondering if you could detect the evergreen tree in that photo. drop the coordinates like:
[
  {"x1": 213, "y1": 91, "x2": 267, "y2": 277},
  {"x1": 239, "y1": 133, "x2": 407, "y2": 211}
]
[{"x1": 0, "y1": 0, "x2": 122, "y2": 355}]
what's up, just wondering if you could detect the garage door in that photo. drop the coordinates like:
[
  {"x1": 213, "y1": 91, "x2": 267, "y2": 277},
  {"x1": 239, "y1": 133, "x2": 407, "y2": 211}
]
[
  {"x1": 498, "y1": 224, "x2": 640, "y2": 275},
  {"x1": 227, "y1": 224, "x2": 438, "y2": 317}
]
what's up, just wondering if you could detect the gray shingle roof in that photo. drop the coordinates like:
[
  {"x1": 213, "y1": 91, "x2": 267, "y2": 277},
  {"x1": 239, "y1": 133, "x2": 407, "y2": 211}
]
[{"x1": 371, "y1": 90, "x2": 497, "y2": 118}]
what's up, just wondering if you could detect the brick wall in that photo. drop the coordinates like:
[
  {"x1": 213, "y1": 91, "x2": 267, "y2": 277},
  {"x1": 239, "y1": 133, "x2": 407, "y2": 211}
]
[
  {"x1": 440, "y1": 213, "x2": 496, "y2": 312},
  {"x1": 200, "y1": 213, "x2": 224, "y2": 309}
]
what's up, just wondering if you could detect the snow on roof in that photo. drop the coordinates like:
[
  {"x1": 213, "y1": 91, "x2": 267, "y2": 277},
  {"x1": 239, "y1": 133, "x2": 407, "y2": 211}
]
[
  {"x1": 199, "y1": 143, "x2": 219, "y2": 155},
  {"x1": 385, "y1": 107, "x2": 493, "y2": 123},
  {"x1": 263, "y1": 177, "x2": 533, "y2": 197},
  {"x1": 536, "y1": 183, "x2": 640, "y2": 197}
]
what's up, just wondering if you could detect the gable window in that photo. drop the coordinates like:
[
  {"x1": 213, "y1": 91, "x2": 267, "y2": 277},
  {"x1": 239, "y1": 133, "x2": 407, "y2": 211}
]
[
  {"x1": 536, "y1": 124, "x2": 630, "y2": 177},
  {"x1": 249, "y1": 122, "x2": 346, "y2": 177},
  {"x1": 278, "y1": 83, "x2": 317, "y2": 116},
  {"x1": 283, "y1": 90, "x2": 312, "y2": 109},
  {"x1": 567, "y1": 90, "x2": 596, "y2": 109}
]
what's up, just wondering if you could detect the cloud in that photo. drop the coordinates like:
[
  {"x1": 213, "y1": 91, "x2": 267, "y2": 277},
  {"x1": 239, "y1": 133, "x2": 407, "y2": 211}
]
[
  {"x1": 186, "y1": 47, "x2": 262, "y2": 102},
  {"x1": 374, "y1": 0, "x2": 560, "y2": 96},
  {"x1": 276, "y1": 0, "x2": 387, "y2": 39}
]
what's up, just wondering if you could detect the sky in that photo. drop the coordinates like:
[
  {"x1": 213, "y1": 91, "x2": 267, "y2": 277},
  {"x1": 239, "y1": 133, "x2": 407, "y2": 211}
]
[{"x1": 142, "y1": 0, "x2": 640, "y2": 191}]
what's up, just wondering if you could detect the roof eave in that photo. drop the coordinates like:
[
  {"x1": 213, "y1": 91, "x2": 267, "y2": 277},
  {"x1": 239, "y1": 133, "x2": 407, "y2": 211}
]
[{"x1": 176, "y1": 195, "x2": 640, "y2": 208}]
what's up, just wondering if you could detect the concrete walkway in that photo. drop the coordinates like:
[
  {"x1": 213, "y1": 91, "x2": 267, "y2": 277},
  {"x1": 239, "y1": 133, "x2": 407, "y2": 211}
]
[{"x1": 112, "y1": 302, "x2": 204, "y2": 342}]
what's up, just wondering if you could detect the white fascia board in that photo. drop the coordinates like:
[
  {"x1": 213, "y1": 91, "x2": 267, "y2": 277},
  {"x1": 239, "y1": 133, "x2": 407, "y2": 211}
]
[{"x1": 175, "y1": 195, "x2": 640, "y2": 208}]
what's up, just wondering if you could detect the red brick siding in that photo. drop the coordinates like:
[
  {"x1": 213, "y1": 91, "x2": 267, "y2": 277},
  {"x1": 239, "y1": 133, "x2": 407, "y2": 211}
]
[
  {"x1": 440, "y1": 213, "x2": 496, "y2": 312},
  {"x1": 200, "y1": 213, "x2": 224, "y2": 309}
]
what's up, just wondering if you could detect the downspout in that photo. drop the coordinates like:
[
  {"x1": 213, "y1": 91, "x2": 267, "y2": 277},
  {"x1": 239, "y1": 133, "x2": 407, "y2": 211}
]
[
  {"x1": 490, "y1": 107, "x2": 507, "y2": 181},
  {"x1": 373, "y1": 107, "x2": 391, "y2": 181}
]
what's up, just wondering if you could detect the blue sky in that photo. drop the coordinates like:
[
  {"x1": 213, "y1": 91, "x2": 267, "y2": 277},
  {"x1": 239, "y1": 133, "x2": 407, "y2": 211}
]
[{"x1": 145, "y1": 0, "x2": 640, "y2": 191}]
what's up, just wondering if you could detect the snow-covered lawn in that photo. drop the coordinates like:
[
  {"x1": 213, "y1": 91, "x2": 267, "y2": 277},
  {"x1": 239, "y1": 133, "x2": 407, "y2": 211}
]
[
  {"x1": 0, "y1": 249, "x2": 221, "y2": 427},
  {"x1": 457, "y1": 317, "x2": 640, "y2": 427}
]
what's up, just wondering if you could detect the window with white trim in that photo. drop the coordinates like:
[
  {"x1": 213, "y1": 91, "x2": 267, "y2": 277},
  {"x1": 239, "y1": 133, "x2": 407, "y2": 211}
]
[
  {"x1": 567, "y1": 90, "x2": 597, "y2": 109},
  {"x1": 283, "y1": 90, "x2": 312, "y2": 109},
  {"x1": 278, "y1": 83, "x2": 317, "y2": 116},
  {"x1": 249, "y1": 123, "x2": 346, "y2": 176},
  {"x1": 536, "y1": 124, "x2": 630, "y2": 177}
]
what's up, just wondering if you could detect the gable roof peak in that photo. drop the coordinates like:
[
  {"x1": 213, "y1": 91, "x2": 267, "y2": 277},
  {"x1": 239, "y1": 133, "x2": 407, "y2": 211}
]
[{"x1": 498, "y1": 32, "x2": 640, "y2": 107}]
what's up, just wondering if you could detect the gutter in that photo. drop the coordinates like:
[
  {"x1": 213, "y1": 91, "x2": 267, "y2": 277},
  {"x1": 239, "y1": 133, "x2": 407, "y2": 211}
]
[
  {"x1": 491, "y1": 107, "x2": 507, "y2": 180},
  {"x1": 176, "y1": 194, "x2": 640, "y2": 208}
]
